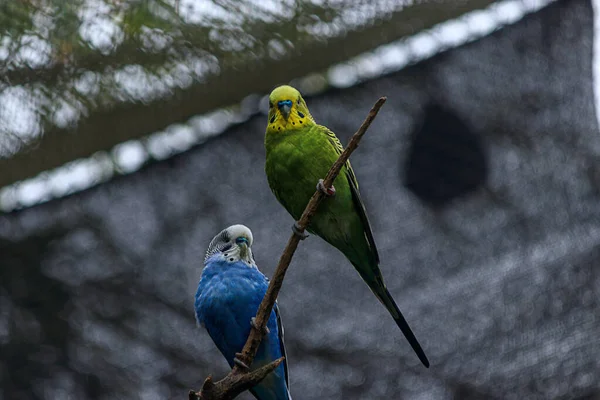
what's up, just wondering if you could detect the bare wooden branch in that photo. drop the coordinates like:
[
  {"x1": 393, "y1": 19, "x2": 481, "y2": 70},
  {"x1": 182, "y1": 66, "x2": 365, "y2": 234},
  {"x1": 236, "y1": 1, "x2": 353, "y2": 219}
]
[{"x1": 190, "y1": 96, "x2": 387, "y2": 399}]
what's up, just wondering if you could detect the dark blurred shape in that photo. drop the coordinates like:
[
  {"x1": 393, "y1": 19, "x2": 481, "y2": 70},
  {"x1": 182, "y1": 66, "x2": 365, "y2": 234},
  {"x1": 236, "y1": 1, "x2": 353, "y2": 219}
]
[
  {"x1": 0, "y1": 232, "x2": 105, "y2": 399},
  {"x1": 403, "y1": 102, "x2": 487, "y2": 207},
  {"x1": 451, "y1": 382, "x2": 499, "y2": 400}
]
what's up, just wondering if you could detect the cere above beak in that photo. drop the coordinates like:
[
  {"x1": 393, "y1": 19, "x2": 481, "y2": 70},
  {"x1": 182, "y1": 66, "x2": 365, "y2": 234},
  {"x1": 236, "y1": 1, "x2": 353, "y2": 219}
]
[
  {"x1": 235, "y1": 237, "x2": 249, "y2": 246},
  {"x1": 277, "y1": 100, "x2": 293, "y2": 119}
]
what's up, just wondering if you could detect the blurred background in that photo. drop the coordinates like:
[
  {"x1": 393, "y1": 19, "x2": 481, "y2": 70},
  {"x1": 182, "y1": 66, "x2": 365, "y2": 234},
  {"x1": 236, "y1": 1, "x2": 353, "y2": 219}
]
[{"x1": 1, "y1": 0, "x2": 599, "y2": 399}]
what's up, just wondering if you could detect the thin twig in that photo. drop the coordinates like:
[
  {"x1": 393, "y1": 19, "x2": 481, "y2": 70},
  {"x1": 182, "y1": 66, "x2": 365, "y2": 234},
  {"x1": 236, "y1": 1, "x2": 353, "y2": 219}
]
[{"x1": 189, "y1": 96, "x2": 387, "y2": 400}]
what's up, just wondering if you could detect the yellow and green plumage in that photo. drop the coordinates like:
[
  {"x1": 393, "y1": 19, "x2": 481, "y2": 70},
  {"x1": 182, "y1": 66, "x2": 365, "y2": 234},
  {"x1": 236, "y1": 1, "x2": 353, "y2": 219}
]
[{"x1": 264, "y1": 85, "x2": 429, "y2": 368}]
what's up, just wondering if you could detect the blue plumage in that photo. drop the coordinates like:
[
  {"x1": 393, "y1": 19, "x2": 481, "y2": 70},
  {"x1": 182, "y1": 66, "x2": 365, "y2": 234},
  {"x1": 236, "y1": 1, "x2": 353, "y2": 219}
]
[{"x1": 195, "y1": 225, "x2": 291, "y2": 400}]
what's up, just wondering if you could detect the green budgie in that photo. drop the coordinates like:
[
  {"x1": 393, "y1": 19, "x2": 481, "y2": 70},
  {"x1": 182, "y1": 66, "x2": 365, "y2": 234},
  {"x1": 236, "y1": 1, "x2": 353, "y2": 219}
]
[{"x1": 264, "y1": 85, "x2": 429, "y2": 368}]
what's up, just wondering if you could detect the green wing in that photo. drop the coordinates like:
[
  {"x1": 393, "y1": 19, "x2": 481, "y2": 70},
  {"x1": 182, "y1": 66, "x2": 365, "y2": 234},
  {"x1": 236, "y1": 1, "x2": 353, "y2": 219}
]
[{"x1": 318, "y1": 125, "x2": 380, "y2": 265}]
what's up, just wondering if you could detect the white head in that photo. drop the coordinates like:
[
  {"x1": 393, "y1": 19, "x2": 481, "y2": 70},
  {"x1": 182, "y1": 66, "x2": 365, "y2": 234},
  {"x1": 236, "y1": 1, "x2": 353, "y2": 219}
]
[{"x1": 204, "y1": 224, "x2": 256, "y2": 267}]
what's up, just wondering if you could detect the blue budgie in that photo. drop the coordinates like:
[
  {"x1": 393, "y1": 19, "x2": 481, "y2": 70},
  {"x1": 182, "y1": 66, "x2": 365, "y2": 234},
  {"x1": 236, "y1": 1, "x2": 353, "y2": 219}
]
[{"x1": 195, "y1": 224, "x2": 291, "y2": 400}]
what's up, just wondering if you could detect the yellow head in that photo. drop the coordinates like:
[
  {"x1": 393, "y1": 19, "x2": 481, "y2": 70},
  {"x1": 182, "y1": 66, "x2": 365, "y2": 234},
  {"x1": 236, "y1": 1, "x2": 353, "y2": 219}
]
[{"x1": 267, "y1": 85, "x2": 315, "y2": 133}]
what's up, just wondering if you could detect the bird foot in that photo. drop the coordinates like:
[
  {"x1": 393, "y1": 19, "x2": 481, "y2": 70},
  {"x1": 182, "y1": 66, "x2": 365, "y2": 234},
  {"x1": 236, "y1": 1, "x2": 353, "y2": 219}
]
[
  {"x1": 234, "y1": 354, "x2": 249, "y2": 371},
  {"x1": 317, "y1": 179, "x2": 336, "y2": 197},
  {"x1": 251, "y1": 317, "x2": 270, "y2": 335},
  {"x1": 292, "y1": 222, "x2": 308, "y2": 240}
]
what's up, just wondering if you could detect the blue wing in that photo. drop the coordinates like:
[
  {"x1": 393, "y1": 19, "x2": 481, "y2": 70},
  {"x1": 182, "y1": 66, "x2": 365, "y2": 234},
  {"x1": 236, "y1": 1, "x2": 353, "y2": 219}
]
[
  {"x1": 249, "y1": 302, "x2": 290, "y2": 400},
  {"x1": 275, "y1": 304, "x2": 290, "y2": 390}
]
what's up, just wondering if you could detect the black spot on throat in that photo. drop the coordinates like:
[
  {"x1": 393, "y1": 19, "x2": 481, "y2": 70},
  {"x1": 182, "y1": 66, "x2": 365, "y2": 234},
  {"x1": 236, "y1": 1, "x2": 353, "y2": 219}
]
[{"x1": 298, "y1": 111, "x2": 305, "y2": 118}]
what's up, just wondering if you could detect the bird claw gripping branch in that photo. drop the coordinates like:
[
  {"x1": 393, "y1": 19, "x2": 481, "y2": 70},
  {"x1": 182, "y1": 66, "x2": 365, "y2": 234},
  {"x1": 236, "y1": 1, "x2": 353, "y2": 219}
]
[
  {"x1": 317, "y1": 179, "x2": 336, "y2": 197},
  {"x1": 251, "y1": 317, "x2": 270, "y2": 336},
  {"x1": 291, "y1": 222, "x2": 309, "y2": 240},
  {"x1": 233, "y1": 354, "x2": 250, "y2": 371}
]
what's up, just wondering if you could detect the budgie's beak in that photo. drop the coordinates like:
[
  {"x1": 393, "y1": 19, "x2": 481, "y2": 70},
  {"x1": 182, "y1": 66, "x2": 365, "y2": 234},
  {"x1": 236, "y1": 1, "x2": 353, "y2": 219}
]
[
  {"x1": 239, "y1": 245, "x2": 247, "y2": 257},
  {"x1": 236, "y1": 236, "x2": 249, "y2": 259},
  {"x1": 277, "y1": 100, "x2": 293, "y2": 120}
]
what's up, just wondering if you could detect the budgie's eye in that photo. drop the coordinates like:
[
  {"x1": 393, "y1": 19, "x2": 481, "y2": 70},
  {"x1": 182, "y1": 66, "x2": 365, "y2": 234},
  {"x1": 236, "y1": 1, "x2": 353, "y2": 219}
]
[
  {"x1": 235, "y1": 237, "x2": 249, "y2": 245},
  {"x1": 269, "y1": 102, "x2": 273, "y2": 108}
]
